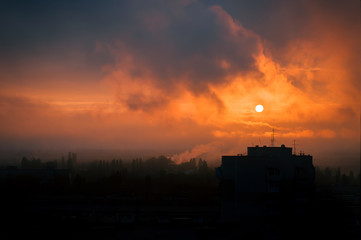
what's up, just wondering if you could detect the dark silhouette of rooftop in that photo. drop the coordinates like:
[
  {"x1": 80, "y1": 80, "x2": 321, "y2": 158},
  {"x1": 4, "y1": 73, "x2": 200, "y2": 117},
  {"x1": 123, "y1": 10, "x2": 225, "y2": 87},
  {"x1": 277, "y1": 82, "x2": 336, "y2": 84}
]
[
  {"x1": 0, "y1": 148, "x2": 359, "y2": 239},
  {"x1": 216, "y1": 144, "x2": 315, "y2": 239}
]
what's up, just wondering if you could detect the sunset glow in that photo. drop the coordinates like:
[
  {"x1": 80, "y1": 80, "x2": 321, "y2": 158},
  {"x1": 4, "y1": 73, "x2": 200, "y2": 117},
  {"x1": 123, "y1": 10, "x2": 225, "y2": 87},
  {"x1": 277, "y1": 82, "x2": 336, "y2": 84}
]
[{"x1": 0, "y1": 0, "x2": 359, "y2": 168}]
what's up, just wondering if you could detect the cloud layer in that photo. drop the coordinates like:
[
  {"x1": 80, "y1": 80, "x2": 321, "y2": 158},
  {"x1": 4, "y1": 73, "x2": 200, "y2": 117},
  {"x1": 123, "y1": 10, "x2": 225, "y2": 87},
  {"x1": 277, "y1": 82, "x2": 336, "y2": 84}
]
[{"x1": 0, "y1": 0, "x2": 359, "y2": 167}]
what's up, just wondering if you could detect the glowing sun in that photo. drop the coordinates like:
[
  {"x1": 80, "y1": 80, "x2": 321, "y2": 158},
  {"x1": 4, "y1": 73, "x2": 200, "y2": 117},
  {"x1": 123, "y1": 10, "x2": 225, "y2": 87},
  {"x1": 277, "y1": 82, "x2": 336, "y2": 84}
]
[{"x1": 255, "y1": 104, "x2": 264, "y2": 112}]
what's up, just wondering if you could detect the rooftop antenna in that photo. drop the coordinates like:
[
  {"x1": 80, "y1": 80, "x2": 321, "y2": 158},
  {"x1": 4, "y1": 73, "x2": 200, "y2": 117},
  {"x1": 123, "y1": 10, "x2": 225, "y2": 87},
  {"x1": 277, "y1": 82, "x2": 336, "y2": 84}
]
[
  {"x1": 293, "y1": 139, "x2": 297, "y2": 155},
  {"x1": 271, "y1": 128, "x2": 275, "y2": 147}
]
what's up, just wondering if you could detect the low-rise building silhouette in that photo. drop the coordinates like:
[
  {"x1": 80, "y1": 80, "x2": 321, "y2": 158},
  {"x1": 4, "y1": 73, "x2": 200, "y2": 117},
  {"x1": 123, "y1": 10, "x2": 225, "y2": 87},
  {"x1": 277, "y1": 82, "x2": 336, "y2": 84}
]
[
  {"x1": 216, "y1": 144, "x2": 315, "y2": 237},
  {"x1": 0, "y1": 166, "x2": 71, "y2": 185}
]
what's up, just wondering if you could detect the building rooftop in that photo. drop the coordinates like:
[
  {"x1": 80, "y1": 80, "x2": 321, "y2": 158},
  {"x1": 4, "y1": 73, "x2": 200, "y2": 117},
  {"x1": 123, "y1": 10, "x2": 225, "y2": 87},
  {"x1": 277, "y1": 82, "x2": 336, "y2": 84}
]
[{"x1": 247, "y1": 144, "x2": 292, "y2": 158}]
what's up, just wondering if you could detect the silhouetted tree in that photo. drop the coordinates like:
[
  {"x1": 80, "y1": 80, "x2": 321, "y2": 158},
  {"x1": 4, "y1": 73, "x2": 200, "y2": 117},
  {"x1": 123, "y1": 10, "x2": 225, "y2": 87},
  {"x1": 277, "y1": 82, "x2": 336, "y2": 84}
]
[
  {"x1": 131, "y1": 158, "x2": 143, "y2": 173},
  {"x1": 198, "y1": 158, "x2": 208, "y2": 173},
  {"x1": 21, "y1": 157, "x2": 43, "y2": 169}
]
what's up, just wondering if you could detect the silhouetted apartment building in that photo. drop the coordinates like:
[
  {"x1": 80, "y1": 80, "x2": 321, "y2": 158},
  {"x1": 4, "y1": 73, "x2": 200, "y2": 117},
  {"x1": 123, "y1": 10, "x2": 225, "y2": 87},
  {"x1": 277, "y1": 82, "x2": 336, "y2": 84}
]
[{"x1": 216, "y1": 144, "x2": 315, "y2": 238}]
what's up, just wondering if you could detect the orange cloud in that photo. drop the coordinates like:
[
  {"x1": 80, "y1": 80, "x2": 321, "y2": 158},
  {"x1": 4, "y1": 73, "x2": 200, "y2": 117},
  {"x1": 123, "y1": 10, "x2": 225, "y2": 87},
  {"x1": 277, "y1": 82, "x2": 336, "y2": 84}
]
[{"x1": 0, "y1": 1, "x2": 359, "y2": 167}]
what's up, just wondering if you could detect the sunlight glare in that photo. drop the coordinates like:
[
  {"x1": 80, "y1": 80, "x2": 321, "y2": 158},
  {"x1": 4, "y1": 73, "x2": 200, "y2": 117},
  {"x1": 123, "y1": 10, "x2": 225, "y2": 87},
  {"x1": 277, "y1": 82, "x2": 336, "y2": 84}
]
[{"x1": 255, "y1": 104, "x2": 264, "y2": 112}]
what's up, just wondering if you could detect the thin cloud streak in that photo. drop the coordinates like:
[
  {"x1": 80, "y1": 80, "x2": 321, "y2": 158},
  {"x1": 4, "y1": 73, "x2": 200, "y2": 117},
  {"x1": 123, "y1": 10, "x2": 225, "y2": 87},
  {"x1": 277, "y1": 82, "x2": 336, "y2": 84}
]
[{"x1": 0, "y1": 0, "x2": 359, "y2": 167}]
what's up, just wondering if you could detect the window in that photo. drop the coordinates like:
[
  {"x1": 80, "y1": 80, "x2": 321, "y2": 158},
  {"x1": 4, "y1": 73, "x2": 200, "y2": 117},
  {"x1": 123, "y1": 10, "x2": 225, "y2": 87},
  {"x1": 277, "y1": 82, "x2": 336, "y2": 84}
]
[
  {"x1": 268, "y1": 182, "x2": 280, "y2": 192},
  {"x1": 267, "y1": 168, "x2": 280, "y2": 176}
]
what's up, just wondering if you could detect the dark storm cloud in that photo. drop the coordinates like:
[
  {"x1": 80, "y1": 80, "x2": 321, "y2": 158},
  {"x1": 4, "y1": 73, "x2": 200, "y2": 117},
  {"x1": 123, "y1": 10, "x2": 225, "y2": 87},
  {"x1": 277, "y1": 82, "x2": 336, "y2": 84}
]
[
  {"x1": 0, "y1": 0, "x2": 264, "y2": 89},
  {"x1": 0, "y1": 0, "x2": 130, "y2": 51},
  {"x1": 0, "y1": 0, "x2": 129, "y2": 83},
  {"x1": 107, "y1": 1, "x2": 262, "y2": 93},
  {"x1": 201, "y1": 0, "x2": 360, "y2": 46},
  {"x1": 0, "y1": 0, "x2": 359, "y2": 162}
]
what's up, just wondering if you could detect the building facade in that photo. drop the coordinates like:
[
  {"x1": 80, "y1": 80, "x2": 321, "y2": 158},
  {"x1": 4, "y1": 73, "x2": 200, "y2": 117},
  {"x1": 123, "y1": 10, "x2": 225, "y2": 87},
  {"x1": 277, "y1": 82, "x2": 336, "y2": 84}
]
[{"x1": 216, "y1": 144, "x2": 315, "y2": 237}]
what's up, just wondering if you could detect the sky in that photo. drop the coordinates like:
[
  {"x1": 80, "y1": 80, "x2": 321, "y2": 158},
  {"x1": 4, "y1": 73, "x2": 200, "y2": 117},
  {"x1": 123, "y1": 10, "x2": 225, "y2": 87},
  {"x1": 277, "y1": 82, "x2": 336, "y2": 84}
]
[{"x1": 0, "y1": 0, "x2": 360, "y2": 168}]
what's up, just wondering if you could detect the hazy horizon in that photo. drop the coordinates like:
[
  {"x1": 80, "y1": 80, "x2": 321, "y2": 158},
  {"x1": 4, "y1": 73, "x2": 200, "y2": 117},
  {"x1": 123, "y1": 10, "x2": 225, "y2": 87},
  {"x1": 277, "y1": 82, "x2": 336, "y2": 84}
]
[{"x1": 0, "y1": 0, "x2": 360, "y2": 171}]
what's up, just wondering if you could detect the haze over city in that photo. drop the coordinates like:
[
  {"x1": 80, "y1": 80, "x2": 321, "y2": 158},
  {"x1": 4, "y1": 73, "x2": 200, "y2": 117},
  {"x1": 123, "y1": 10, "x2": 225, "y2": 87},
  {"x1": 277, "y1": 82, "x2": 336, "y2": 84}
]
[{"x1": 0, "y1": 0, "x2": 360, "y2": 169}]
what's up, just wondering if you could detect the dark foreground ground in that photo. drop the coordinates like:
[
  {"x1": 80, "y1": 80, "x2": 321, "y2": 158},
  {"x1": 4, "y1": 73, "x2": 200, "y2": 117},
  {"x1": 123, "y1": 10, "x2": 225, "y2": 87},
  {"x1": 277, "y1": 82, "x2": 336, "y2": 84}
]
[
  {"x1": 0, "y1": 164, "x2": 359, "y2": 240},
  {"x1": 1, "y1": 185, "x2": 359, "y2": 240}
]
